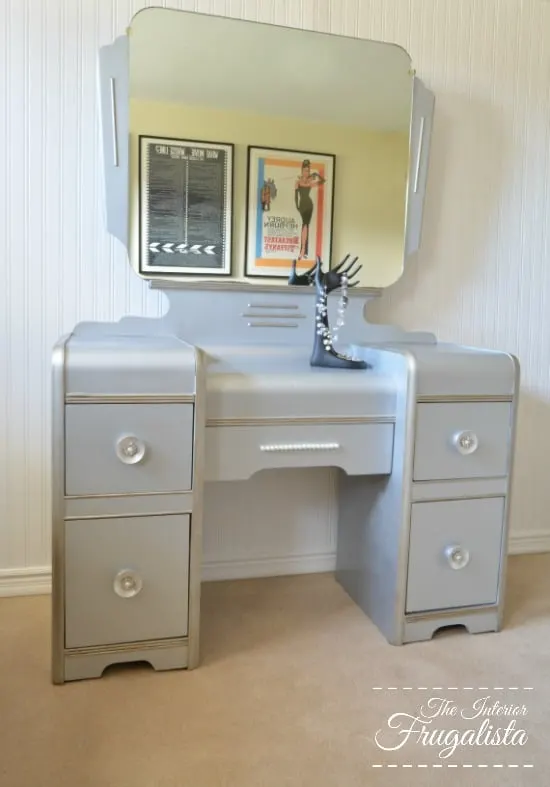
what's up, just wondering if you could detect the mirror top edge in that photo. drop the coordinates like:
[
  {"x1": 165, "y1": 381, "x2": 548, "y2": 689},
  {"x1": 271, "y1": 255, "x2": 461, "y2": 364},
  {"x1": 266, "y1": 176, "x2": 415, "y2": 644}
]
[{"x1": 127, "y1": 5, "x2": 414, "y2": 66}]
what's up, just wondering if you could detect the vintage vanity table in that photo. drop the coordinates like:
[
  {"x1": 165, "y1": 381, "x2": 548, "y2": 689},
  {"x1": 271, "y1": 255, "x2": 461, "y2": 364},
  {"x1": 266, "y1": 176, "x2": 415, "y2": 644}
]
[{"x1": 51, "y1": 8, "x2": 519, "y2": 683}]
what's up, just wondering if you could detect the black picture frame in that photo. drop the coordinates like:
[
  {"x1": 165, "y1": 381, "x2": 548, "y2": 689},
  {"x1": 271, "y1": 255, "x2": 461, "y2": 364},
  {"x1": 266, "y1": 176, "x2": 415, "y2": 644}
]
[{"x1": 138, "y1": 135, "x2": 234, "y2": 277}]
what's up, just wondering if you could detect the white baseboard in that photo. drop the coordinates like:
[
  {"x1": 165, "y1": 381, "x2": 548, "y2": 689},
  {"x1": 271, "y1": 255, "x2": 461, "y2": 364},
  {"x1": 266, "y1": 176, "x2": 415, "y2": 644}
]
[
  {"x1": 0, "y1": 554, "x2": 336, "y2": 598},
  {"x1": 508, "y1": 530, "x2": 550, "y2": 554},
  {"x1": 1, "y1": 534, "x2": 549, "y2": 597},
  {"x1": 202, "y1": 552, "x2": 336, "y2": 582},
  {"x1": 0, "y1": 567, "x2": 52, "y2": 597}
]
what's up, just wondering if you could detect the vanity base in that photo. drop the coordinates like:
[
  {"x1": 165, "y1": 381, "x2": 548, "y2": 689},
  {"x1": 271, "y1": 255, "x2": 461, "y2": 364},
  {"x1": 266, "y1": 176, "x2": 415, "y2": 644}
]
[
  {"x1": 52, "y1": 322, "x2": 519, "y2": 682},
  {"x1": 59, "y1": 639, "x2": 189, "y2": 683},
  {"x1": 402, "y1": 608, "x2": 500, "y2": 644}
]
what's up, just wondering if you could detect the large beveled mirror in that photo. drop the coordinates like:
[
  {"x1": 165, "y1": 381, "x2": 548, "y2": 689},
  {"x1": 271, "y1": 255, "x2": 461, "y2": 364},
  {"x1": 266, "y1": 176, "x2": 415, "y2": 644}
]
[{"x1": 100, "y1": 7, "x2": 433, "y2": 290}]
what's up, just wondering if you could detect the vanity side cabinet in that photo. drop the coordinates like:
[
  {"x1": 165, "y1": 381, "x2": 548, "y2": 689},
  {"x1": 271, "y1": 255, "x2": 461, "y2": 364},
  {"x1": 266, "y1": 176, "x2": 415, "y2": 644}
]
[
  {"x1": 402, "y1": 346, "x2": 520, "y2": 645},
  {"x1": 51, "y1": 330, "x2": 205, "y2": 684}
]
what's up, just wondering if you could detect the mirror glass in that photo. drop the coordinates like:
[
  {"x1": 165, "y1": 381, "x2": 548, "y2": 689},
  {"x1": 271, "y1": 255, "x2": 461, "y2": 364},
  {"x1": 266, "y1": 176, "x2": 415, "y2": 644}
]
[{"x1": 128, "y1": 8, "x2": 413, "y2": 288}]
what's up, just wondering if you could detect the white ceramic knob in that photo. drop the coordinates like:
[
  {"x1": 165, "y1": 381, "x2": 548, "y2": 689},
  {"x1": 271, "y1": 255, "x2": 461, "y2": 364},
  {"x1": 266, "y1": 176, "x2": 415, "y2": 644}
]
[
  {"x1": 115, "y1": 435, "x2": 146, "y2": 464},
  {"x1": 113, "y1": 569, "x2": 143, "y2": 598},
  {"x1": 444, "y1": 545, "x2": 470, "y2": 570},
  {"x1": 453, "y1": 430, "x2": 478, "y2": 455}
]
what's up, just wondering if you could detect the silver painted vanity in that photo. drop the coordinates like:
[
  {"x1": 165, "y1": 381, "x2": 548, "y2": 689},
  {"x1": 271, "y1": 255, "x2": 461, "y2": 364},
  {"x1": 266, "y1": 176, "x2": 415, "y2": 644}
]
[{"x1": 51, "y1": 8, "x2": 519, "y2": 683}]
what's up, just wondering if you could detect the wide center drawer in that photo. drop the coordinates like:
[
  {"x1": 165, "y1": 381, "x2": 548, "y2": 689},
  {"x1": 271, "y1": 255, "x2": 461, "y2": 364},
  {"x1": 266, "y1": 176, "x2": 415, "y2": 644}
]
[
  {"x1": 413, "y1": 402, "x2": 511, "y2": 481},
  {"x1": 204, "y1": 421, "x2": 394, "y2": 482},
  {"x1": 65, "y1": 403, "x2": 194, "y2": 496}
]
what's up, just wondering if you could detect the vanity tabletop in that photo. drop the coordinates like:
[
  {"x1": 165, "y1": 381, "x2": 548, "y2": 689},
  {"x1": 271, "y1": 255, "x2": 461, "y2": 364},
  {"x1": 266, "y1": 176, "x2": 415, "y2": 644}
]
[{"x1": 202, "y1": 345, "x2": 396, "y2": 422}]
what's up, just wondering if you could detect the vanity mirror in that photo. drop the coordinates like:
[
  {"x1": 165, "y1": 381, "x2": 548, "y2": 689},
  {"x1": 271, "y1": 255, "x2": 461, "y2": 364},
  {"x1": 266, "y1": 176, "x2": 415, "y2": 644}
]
[{"x1": 99, "y1": 6, "x2": 434, "y2": 290}]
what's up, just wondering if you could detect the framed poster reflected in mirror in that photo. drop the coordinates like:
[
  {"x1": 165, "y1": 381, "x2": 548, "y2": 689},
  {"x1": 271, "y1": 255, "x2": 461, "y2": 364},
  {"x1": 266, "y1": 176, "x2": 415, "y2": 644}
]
[
  {"x1": 139, "y1": 135, "x2": 234, "y2": 277},
  {"x1": 245, "y1": 145, "x2": 335, "y2": 279}
]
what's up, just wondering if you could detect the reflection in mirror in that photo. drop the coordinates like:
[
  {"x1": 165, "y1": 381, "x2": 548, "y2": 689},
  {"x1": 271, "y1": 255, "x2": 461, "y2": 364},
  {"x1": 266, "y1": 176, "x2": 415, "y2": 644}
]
[{"x1": 128, "y1": 8, "x2": 413, "y2": 288}]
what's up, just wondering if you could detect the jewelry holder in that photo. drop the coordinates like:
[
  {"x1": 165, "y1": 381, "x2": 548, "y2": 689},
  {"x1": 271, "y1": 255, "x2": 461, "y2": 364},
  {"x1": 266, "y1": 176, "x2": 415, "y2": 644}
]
[{"x1": 289, "y1": 256, "x2": 369, "y2": 370}]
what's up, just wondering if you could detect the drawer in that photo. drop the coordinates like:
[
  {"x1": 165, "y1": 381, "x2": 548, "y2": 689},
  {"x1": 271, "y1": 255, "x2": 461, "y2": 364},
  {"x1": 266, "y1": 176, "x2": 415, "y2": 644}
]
[
  {"x1": 413, "y1": 402, "x2": 511, "y2": 481},
  {"x1": 65, "y1": 403, "x2": 194, "y2": 495},
  {"x1": 204, "y1": 421, "x2": 394, "y2": 482},
  {"x1": 405, "y1": 497, "x2": 505, "y2": 613},
  {"x1": 64, "y1": 514, "x2": 190, "y2": 648}
]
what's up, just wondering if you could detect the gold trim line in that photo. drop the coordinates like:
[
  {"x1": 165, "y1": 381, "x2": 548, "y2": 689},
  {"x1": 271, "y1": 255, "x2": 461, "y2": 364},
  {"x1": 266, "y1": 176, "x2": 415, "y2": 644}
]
[
  {"x1": 405, "y1": 604, "x2": 498, "y2": 622},
  {"x1": 205, "y1": 415, "x2": 395, "y2": 427},
  {"x1": 65, "y1": 490, "x2": 192, "y2": 500},
  {"x1": 416, "y1": 394, "x2": 512, "y2": 403},
  {"x1": 411, "y1": 492, "x2": 506, "y2": 503},
  {"x1": 66, "y1": 393, "x2": 195, "y2": 404},
  {"x1": 64, "y1": 510, "x2": 192, "y2": 521},
  {"x1": 65, "y1": 637, "x2": 188, "y2": 656}
]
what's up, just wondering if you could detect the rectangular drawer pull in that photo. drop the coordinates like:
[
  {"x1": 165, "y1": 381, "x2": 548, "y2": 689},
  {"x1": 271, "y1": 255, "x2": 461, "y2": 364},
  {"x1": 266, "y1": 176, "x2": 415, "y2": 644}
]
[{"x1": 259, "y1": 442, "x2": 340, "y2": 453}]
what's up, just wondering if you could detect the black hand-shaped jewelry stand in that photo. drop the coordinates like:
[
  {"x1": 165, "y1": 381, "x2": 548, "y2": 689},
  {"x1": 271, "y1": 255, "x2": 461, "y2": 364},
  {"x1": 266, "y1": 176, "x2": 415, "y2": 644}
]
[
  {"x1": 288, "y1": 255, "x2": 370, "y2": 370},
  {"x1": 311, "y1": 255, "x2": 368, "y2": 369},
  {"x1": 288, "y1": 259, "x2": 316, "y2": 287}
]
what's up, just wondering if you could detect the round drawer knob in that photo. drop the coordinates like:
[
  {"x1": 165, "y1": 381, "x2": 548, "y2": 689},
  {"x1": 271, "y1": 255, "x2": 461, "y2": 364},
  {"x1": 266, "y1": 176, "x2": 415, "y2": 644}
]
[
  {"x1": 444, "y1": 545, "x2": 470, "y2": 570},
  {"x1": 113, "y1": 569, "x2": 143, "y2": 598},
  {"x1": 115, "y1": 435, "x2": 146, "y2": 465},
  {"x1": 453, "y1": 430, "x2": 478, "y2": 455}
]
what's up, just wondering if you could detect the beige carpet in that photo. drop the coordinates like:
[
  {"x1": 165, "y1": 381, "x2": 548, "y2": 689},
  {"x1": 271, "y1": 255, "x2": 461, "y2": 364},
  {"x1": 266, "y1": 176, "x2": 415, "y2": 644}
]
[{"x1": 1, "y1": 554, "x2": 549, "y2": 786}]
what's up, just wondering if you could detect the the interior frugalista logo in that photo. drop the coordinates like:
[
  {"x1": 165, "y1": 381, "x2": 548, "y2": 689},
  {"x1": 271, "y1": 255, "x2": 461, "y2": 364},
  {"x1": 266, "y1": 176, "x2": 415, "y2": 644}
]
[{"x1": 374, "y1": 693, "x2": 529, "y2": 761}]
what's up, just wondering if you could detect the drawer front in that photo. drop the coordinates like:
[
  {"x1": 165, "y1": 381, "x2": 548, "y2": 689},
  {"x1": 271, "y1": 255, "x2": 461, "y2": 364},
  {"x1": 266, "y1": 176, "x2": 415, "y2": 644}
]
[
  {"x1": 64, "y1": 514, "x2": 190, "y2": 648},
  {"x1": 204, "y1": 422, "x2": 394, "y2": 482},
  {"x1": 406, "y1": 497, "x2": 505, "y2": 613},
  {"x1": 413, "y1": 402, "x2": 511, "y2": 481},
  {"x1": 65, "y1": 403, "x2": 194, "y2": 495}
]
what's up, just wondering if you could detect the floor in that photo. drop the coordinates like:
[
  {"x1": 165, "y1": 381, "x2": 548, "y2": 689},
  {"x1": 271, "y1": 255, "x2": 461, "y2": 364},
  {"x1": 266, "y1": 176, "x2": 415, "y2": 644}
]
[{"x1": 0, "y1": 554, "x2": 549, "y2": 786}]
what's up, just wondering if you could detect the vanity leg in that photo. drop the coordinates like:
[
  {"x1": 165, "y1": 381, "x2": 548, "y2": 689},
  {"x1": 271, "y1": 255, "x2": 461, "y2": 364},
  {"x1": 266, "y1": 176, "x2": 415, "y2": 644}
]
[
  {"x1": 187, "y1": 348, "x2": 207, "y2": 669},
  {"x1": 336, "y1": 472, "x2": 407, "y2": 645},
  {"x1": 334, "y1": 350, "x2": 415, "y2": 646}
]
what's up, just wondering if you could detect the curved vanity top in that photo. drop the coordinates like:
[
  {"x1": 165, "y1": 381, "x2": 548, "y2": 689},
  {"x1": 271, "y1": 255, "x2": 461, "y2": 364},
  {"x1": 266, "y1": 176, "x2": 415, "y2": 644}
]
[
  {"x1": 409, "y1": 342, "x2": 518, "y2": 397},
  {"x1": 354, "y1": 342, "x2": 518, "y2": 398},
  {"x1": 62, "y1": 333, "x2": 198, "y2": 397},
  {"x1": 203, "y1": 346, "x2": 396, "y2": 422}
]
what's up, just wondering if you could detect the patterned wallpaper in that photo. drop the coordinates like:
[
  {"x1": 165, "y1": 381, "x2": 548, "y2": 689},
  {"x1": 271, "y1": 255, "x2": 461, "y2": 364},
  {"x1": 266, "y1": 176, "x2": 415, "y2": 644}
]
[{"x1": 1, "y1": 0, "x2": 549, "y2": 587}]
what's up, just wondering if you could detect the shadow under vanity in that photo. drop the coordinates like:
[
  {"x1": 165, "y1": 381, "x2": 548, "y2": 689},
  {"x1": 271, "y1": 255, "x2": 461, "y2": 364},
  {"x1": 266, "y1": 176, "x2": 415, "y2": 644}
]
[{"x1": 51, "y1": 7, "x2": 519, "y2": 683}]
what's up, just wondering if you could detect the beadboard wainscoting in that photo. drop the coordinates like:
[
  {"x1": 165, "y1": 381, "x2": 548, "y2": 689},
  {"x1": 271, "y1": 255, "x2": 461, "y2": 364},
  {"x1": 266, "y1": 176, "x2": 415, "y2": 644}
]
[{"x1": 2, "y1": 0, "x2": 550, "y2": 596}]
